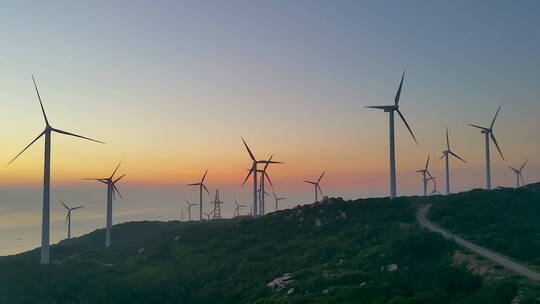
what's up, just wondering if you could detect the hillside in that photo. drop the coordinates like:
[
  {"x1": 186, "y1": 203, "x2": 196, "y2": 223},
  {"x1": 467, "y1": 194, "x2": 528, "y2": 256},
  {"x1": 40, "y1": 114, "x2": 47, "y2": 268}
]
[{"x1": 0, "y1": 196, "x2": 535, "y2": 304}]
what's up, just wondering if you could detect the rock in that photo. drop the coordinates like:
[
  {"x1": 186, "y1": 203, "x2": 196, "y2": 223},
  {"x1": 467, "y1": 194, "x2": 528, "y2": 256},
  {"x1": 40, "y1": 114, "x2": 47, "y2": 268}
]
[
  {"x1": 386, "y1": 263, "x2": 398, "y2": 272},
  {"x1": 173, "y1": 236, "x2": 181, "y2": 241},
  {"x1": 267, "y1": 273, "x2": 294, "y2": 290},
  {"x1": 359, "y1": 282, "x2": 367, "y2": 287},
  {"x1": 323, "y1": 289, "x2": 330, "y2": 294},
  {"x1": 137, "y1": 248, "x2": 145, "y2": 254},
  {"x1": 340, "y1": 212, "x2": 347, "y2": 219},
  {"x1": 287, "y1": 288, "x2": 295, "y2": 295},
  {"x1": 315, "y1": 218, "x2": 323, "y2": 227}
]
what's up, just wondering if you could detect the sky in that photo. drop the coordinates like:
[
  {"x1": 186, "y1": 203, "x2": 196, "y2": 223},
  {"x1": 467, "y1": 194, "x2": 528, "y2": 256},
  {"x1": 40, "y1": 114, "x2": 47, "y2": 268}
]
[{"x1": 0, "y1": 0, "x2": 539, "y2": 255}]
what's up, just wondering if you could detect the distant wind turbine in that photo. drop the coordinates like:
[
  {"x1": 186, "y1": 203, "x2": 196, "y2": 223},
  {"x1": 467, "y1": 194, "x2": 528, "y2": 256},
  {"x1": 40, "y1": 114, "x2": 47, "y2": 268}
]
[
  {"x1": 469, "y1": 105, "x2": 504, "y2": 190},
  {"x1": 85, "y1": 161, "x2": 125, "y2": 248},
  {"x1": 427, "y1": 176, "x2": 441, "y2": 195},
  {"x1": 185, "y1": 199, "x2": 198, "y2": 221},
  {"x1": 305, "y1": 171, "x2": 325, "y2": 202},
  {"x1": 7, "y1": 76, "x2": 104, "y2": 264},
  {"x1": 508, "y1": 161, "x2": 527, "y2": 187},
  {"x1": 241, "y1": 138, "x2": 282, "y2": 216},
  {"x1": 366, "y1": 71, "x2": 417, "y2": 198},
  {"x1": 415, "y1": 155, "x2": 433, "y2": 196},
  {"x1": 272, "y1": 192, "x2": 286, "y2": 212},
  {"x1": 438, "y1": 128, "x2": 467, "y2": 195},
  {"x1": 188, "y1": 170, "x2": 210, "y2": 221},
  {"x1": 59, "y1": 201, "x2": 84, "y2": 240},
  {"x1": 234, "y1": 198, "x2": 246, "y2": 217}
]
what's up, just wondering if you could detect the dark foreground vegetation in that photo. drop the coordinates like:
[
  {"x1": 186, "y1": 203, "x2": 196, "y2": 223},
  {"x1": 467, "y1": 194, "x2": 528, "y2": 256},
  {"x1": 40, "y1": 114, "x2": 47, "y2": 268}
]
[
  {"x1": 430, "y1": 182, "x2": 540, "y2": 269},
  {"x1": 0, "y1": 194, "x2": 537, "y2": 303}
]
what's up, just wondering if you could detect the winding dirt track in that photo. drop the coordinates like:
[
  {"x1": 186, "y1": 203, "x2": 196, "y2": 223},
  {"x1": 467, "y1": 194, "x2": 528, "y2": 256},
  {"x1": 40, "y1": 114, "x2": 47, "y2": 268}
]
[{"x1": 416, "y1": 204, "x2": 540, "y2": 281}]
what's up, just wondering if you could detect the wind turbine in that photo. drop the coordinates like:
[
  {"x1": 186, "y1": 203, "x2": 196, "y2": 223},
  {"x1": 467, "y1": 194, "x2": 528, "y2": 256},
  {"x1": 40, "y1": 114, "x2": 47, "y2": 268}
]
[
  {"x1": 241, "y1": 138, "x2": 282, "y2": 216},
  {"x1": 188, "y1": 170, "x2": 210, "y2": 221},
  {"x1": 427, "y1": 176, "x2": 441, "y2": 195},
  {"x1": 7, "y1": 76, "x2": 104, "y2": 264},
  {"x1": 234, "y1": 199, "x2": 246, "y2": 217},
  {"x1": 185, "y1": 199, "x2": 198, "y2": 221},
  {"x1": 85, "y1": 161, "x2": 125, "y2": 248},
  {"x1": 469, "y1": 105, "x2": 504, "y2": 190},
  {"x1": 304, "y1": 171, "x2": 325, "y2": 202},
  {"x1": 59, "y1": 201, "x2": 84, "y2": 240},
  {"x1": 272, "y1": 192, "x2": 286, "y2": 212},
  {"x1": 508, "y1": 161, "x2": 527, "y2": 187},
  {"x1": 415, "y1": 155, "x2": 433, "y2": 196},
  {"x1": 366, "y1": 71, "x2": 417, "y2": 198},
  {"x1": 439, "y1": 128, "x2": 467, "y2": 195},
  {"x1": 259, "y1": 155, "x2": 276, "y2": 215}
]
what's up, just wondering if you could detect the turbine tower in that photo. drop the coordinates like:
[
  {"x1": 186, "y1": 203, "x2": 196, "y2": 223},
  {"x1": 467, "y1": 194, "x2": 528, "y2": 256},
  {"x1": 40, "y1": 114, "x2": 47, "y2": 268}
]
[
  {"x1": 85, "y1": 161, "x2": 125, "y2": 248},
  {"x1": 185, "y1": 199, "x2": 198, "y2": 221},
  {"x1": 7, "y1": 76, "x2": 104, "y2": 264},
  {"x1": 234, "y1": 199, "x2": 246, "y2": 217},
  {"x1": 508, "y1": 161, "x2": 527, "y2": 187},
  {"x1": 59, "y1": 201, "x2": 84, "y2": 239},
  {"x1": 188, "y1": 170, "x2": 210, "y2": 221},
  {"x1": 438, "y1": 128, "x2": 467, "y2": 195},
  {"x1": 427, "y1": 176, "x2": 441, "y2": 195},
  {"x1": 469, "y1": 105, "x2": 504, "y2": 190},
  {"x1": 272, "y1": 192, "x2": 286, "y2": 212},
  {"x1": 415, "y1": 155, "x2": 432, "y2": 196},
  {"x1": 259, "y1": 156, "x2": 276, "y2": 215},
  {"x1": 304, "y1": 171, "x2": 325, "y2": 202},
  {"x1": 366, "y1": 71, "x2": 417, "y2": 198},
  {"x1": 241, "y1": 138, "x2": 282, "y2": 216}
]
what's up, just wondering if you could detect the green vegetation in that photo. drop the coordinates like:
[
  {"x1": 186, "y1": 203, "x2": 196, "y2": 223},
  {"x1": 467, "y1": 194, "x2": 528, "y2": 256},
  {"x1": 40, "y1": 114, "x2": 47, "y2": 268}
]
[
  {"x1": 430, "y1": 183, "x2": 540, "y2": 267},
  {"x1": 0, "y1": 196, "x2": 532, "y2": 303}
]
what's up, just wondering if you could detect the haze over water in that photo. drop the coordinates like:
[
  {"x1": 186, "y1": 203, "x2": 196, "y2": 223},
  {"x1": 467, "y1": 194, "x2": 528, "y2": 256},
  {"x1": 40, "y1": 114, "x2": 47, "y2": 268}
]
[{"x1": 1, "y1": 1, "x2": 540, "y2": 255}]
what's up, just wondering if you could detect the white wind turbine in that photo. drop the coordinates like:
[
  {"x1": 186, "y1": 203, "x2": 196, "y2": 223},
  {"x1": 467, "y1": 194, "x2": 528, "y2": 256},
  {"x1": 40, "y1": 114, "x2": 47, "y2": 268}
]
[
  {"x1": 427, "y1": 176, "x2": 441, "y2": 195},
  {"x1": 469, "y1": 105, "x2": 504, "y2": 190},
  {"x1": 508, "y1": 161, "x2": 527, "y2": 187},
  {"x1": 234, "y1": 199, "x2": 246, "y2": 217},
  {"x1": 7, "y1": 76, "x2": 104, "y2": 264},
  {"x1": 85, "y1": 161, "x2": 126, "y2": 248},
  {"x1": 438, "y1": 128, "x2": 467, "y2": 195},
  {"x1": 366, "y1": 72, "x2": 417, "y2": 198},
  {"x1": 304, "y1": 171, "x2": 325, "y2": 202},
  {"x1": 272, "y1": 192, "x2": 286, "y2": 212},
  {"x1": 188, "y1": 170, "x2": 210, "y2": 221},
  {"x1": 415, "y1": 156, "x2": 432, "y2": 196},
  {"x1": 185, "y1": 199, "x2": 198, "y2": 221},
  {"x1": 241, "y1": 138, "x2": 282, "y2": 216},
  {"x1": 59, "y1": 201, "x2": 84, "y2": 240}
]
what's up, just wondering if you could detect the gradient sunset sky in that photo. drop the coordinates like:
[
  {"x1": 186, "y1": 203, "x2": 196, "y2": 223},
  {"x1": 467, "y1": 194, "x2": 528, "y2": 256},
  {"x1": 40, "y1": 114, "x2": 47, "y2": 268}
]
[{"x1": 0, "y1": 1, "x2": 539, "y2": 254}]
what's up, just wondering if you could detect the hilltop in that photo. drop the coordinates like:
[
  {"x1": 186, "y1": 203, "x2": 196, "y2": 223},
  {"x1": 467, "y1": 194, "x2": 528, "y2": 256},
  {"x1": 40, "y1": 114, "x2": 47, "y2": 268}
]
[{"x1": 0, "y1": 193, "x2": 538, "y2": 303}]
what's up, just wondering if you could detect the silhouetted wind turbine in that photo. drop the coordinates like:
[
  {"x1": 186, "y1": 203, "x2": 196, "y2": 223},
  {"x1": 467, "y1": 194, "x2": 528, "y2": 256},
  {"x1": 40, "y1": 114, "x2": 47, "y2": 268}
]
[
  {"x1": 469, "y1": 105, "x2": 504, "y2": 190},
  {"x1": 272, "y1": 192, "x2": 286, "y2": 212},
  {"x1": 60, "y1": 201, "x2": 84, "y2": 239},
  {"x1": 438, "y1": 128, "x2": 467, "y2": 195},
  {"x1": 7, "y1": 76, "x2": 104, "y2": 264},
  {"x1": 188, "y1": 170, "x2": 210, "y2": 221},
  {"x1": 85, "y1": 161, "x2": 125, "y2": 248},
  {"x1": 415, "y1": 155, "x2": 433, "y2": 196},
  {"x1": 427, "y1": 176, "x2": 441, "y2": 195},
  {"x1": 259, "y1": 155, "x2": 277, "y2": 215},
  {"x1": 366, "y1": 72, "x2": 417, "y2": 198},
  {"x1": 241, "y1": 138, "x2": 282, "y2": 216},
  {"x1": 305, "y1": 171, "x2": 325, "y2": 202},
  {"x1": 185, "y1": 199, "x2": 198, "y2": 221},
  {"x1": 508, "y1": 161, "x2": 527, "y2": 187},
  {"x1": 234, "y1": 199, "x2": 246, "y2": 217}
]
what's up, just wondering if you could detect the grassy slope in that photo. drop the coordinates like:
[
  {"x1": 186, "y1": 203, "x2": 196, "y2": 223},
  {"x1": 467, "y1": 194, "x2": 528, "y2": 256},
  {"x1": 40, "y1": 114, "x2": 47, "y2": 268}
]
[{"x1": 0, "y1": 197, "x2": 527, "y2": 304}]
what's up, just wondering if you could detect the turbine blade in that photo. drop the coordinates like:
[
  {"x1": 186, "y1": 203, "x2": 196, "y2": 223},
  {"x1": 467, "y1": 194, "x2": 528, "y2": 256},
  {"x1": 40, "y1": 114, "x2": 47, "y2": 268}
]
[
  {"x1": 449, "y1": 151, "x2": 467, "y2": 163},
  {"x1": 112, "y1": 183, "x2": 123, "y2": 200},
  {"x1": 317, "y1": 184, "x2": 324, "y2": 197},
  {"x1": 114, "y1": 173, "x2": 126, "y2": 183},
  {"x1": 425, "y1": 155, "x2": 430, "y2": 170},
  {"x1": 32, "y1": 75, "x2": 49, "y2": 126},
  {"x1": 468, "y1": 124, "x2": 488, "y2": 130},
  {"x1": 202, "y1": 184, "x2": 210, "y2": 195},
  {"x1": 60, "y1": 200, "x2": 69, "y2": 210},
  {"x1": 490, "y1": 132, "x2": 504, "y2": 160},
  {"x1": 520, "y1": 160, "x2": 528, "y2": 171},
  {"x1": 65, "y1": 212, "x2": 69, "y2": 224},
  {"x1": 264, "y1": 172, "x2": 274, "y2": 188},
  {"x1": 52, "y1": 128, "x2": 105, "y2": 144},
  {"x1": 241, "y1": 167, "x2": 253, "y2": 187},
  {"x1": 438, "y1": 154, "x2": 445, "y2": 161},
  {"x1": 201, "y1": 169, "x2": 208, "y2": 183},
  {"x1": 241, "y1": 137, "x2": 256, "y2": 161},
  {"x1": 521, "y1": 173, "x2": 525, "y2": 186},
  {"x1": 262, "y1": 155, "x2": 273, "y2": 171},
  {"x1": 7, "y1": 131, "x2": 45, "y2": 166},
  {"x1": 396, "y1": 109, "x2": 417, "y2": 144},
  {"x1": 365, "y1": 105, "x2": 395, "y2": 110},
  {"x1": 110, "y1": 160, "x2": 123, "y2": 179},
  {"x1": 304, "y1": 181, "x2": 316, "y2": 185},
  {"x1": 394, "y1": 71, "x2": 405, "y2": 106},
  {"x1": 318, "y1": 171, "x2": 326, "y2": 183},
  {"x1": 187, "y1": 183, "x2": 201, "y2": 186},
  {"x1": 446, "y1": 128, "x2": 450, "y2": 150},
  {"x1": 490, "y1": 105, "x2": 502, "y2": 129},
  {"x1": 71, "y1": 206, "x2": 84, "y2": 210},
  {"x1": 273, "y1": 192, "x2": 278, "y2": 200}
]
